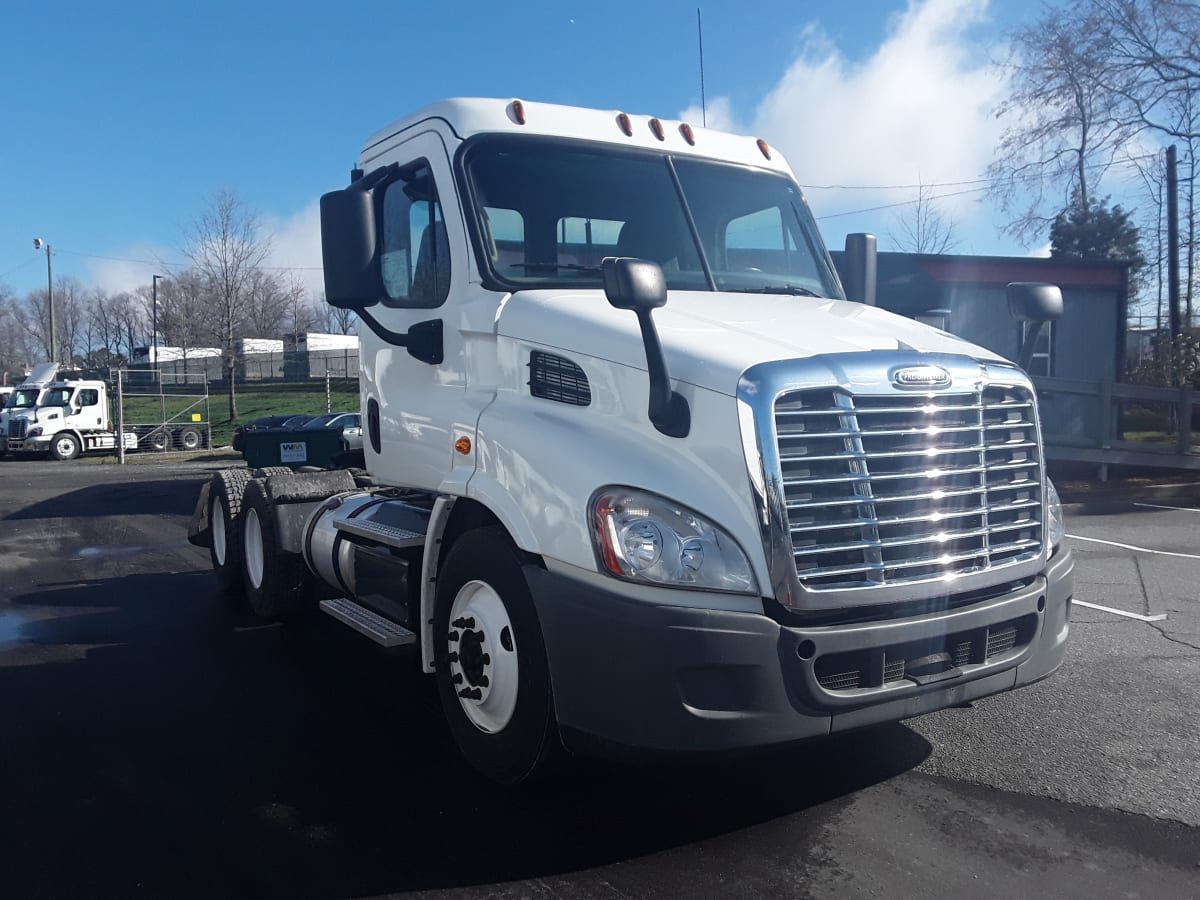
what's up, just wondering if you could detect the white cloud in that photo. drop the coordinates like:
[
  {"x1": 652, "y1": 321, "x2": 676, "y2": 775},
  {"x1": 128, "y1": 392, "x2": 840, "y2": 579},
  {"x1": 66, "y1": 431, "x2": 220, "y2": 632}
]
[
  {"x1": 1028, "y1": 241, "x2": 1052, "y2": 258},
  {"x1": 86, "y1": 243, "x2": 178, "y2": 296},
  {"x1": 262, "y1": 201, "x2": 324, "y2": 297},
  {"x1": 681, "y1": 0, "x2": 1011, "y2": 251},
  {"x1": 678, "y1": 97, "x2": 738, "y2": 133},
  {"x1": 87, "y1": 200, "x2": 324, "y2": 299},
  {"x1": 755, "y1": 0, "x2": 1006, "y2": 204}
]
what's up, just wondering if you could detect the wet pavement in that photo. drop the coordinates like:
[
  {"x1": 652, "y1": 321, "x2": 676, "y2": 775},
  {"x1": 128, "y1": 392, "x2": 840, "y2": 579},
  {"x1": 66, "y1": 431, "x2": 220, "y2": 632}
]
[{"x1": 0, "y1": 460, "x2": 1198, "y2": 899}]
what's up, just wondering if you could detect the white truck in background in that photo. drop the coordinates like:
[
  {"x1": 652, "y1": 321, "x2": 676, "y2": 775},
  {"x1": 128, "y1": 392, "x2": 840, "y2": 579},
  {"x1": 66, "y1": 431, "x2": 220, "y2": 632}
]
[
  {"x1": 3, "y1": 371, "x2": 205, "y2": 460},
  {"x1": 189, "y1": 98, "x2": 1073, "y2": 784}
]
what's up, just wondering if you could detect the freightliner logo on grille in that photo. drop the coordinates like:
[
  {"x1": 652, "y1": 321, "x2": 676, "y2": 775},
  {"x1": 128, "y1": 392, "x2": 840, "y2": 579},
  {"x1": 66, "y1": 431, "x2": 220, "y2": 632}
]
[{"x1": 891, "y1": 365, "x2": 952, "y2": 388}]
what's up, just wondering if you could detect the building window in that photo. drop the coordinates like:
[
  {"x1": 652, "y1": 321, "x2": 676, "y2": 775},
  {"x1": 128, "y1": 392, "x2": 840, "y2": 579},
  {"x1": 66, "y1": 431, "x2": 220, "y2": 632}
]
[{"x1": 1020, "y1": 321, "x2": 1055, "y2": 376}]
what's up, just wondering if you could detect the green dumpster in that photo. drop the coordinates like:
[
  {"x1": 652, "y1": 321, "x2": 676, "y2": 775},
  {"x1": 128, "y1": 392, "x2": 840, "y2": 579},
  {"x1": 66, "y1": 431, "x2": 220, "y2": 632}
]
[{"x1": 242, "y1": 428, "x2": 346, "y2": 469}]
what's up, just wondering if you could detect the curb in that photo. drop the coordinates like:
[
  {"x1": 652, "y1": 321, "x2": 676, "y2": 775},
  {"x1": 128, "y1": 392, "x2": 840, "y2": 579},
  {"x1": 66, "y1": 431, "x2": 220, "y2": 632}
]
[{"x1": 1060, "y1": 479, "x2": 1200, "y2": 515}]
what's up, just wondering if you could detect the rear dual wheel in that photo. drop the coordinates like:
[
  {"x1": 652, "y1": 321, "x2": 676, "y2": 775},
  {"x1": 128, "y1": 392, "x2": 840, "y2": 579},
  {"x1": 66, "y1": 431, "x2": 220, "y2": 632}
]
[
  {"x1": 240, "y1": 479, "x2": 309, "y2": 620},
  {"x1": 209, "y1": 469, "x2": 252, "y2": 592}
]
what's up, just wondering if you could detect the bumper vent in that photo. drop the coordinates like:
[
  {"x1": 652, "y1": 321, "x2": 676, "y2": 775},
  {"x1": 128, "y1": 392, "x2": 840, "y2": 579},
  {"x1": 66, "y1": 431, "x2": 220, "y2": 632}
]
[
  {"x1": 814, "y1": 614, "x2": 1037, "y2": 692},
  {"x1": 529, "y1": 351, "x2": 591, "y2": 406},
  {"x1": 775, "y1": 385, "x2": 1043, "y2": 591}
]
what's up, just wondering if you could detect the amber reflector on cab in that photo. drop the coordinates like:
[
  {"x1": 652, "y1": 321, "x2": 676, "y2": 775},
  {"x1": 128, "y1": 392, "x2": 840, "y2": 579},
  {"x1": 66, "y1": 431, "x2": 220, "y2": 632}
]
[
  {"x1": 508, "y1": 100, "x2": 526, "y2": 125},
  {"x1": 617, "y1": 113, "x2": 633, "y2": 136}
]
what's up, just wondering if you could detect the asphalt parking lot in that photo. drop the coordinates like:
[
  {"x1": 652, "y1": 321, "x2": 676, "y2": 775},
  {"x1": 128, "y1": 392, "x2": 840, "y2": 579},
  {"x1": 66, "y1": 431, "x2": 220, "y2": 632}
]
[{"x1": 1, "y1": 459, "x2": 1198, "y2": 899}]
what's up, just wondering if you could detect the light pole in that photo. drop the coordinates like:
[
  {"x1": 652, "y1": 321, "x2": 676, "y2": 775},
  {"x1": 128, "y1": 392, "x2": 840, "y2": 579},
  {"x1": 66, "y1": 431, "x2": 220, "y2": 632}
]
[
  {"x1": 32, "y1": 238, "x2": 54, "y2": 363},
  {"x1": 152, "y1": 274, "x2": 164, "y2": 363}
]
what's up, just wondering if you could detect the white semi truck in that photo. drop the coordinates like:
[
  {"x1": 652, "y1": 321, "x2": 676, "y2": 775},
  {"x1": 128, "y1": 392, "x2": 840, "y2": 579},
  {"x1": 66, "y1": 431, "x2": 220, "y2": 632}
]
[
  {"x1": 189, "y1": 98, "x2": 1073, "y2": 783},
  {"x1": 3, "y1": 371, "x2": 205, "y2": 460}
]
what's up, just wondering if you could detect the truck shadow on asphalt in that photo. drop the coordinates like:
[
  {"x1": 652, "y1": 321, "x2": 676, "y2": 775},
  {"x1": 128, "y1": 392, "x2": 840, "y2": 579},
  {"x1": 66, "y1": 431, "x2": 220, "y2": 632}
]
[
  {"x1": 0, "y1": 573, "x2": 933, "y2": 898},
  {"x1": 4, "y1": 478, "x2": 201, "y2": 520}
]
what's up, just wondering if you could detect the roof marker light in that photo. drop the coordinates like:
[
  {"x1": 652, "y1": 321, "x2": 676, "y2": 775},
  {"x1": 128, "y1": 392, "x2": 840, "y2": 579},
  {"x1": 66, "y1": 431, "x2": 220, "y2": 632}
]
[
  {"x1": 508, "y1": 99, "x2": 527, "y2": 125},
  {"x1": 757, "y1": 138, "x2": 772, "y2": 160},
  {"x1": 617, "y1": 113, "x2": 633, "y2": 136},
  {"x1": 649, "y1": 118, "x2": 666, "y2": 141},
  {"x1": 679, "y1": 123, "x2": 696, "y2": 145}
]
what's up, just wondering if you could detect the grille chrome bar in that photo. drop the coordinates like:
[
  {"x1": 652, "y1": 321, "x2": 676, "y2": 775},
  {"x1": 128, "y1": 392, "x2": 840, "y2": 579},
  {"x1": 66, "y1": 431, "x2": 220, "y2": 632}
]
[
  {"x1": 773, "y1": 381, "x2": 1044, "y2": 591},
  {"x1": 776, "y1": 400, "x2": 1032, "y2": 418}
]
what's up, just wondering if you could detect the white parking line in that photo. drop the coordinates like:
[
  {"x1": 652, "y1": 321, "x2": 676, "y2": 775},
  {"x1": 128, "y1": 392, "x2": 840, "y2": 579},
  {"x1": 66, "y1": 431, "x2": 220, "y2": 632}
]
[
  {"x1": 1067, "y1": 533, "x2": 1200, "y2": 560},
  {"x1": 1133, "y1": 501, "x2": 1200, "y2": 513},
  {"x1": 1073, "y1": 600, "x2": 1168, "y2": 622}
]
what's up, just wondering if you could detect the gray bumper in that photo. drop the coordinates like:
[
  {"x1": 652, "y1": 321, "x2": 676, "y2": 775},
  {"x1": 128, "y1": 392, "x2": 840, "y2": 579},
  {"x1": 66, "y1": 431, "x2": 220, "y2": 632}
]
[{"x1": 529, "y1": 547, "x2": 1073, "y2": 756}]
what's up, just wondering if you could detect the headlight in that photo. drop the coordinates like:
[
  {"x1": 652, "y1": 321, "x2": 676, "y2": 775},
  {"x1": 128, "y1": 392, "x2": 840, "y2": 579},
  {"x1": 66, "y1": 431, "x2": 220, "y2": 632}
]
[
  {"x1": 590, "y1": 487, "x2": 758, "y2": 594},
  {"x1": 26, "y1": 426, "x2": 43, "y2": 437},
  {"x1": 1046, "y1": 478, "x2": 1065, "y2": 550}
]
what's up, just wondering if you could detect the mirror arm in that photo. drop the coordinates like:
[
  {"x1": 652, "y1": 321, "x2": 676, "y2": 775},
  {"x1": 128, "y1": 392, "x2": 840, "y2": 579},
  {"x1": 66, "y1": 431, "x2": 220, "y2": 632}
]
[
  {"x1": 634, "y1": 310, "x2": 690, "y2": 438},
  {"x1": 356, "y1": 311, "x2": 444, "y2": 365}
]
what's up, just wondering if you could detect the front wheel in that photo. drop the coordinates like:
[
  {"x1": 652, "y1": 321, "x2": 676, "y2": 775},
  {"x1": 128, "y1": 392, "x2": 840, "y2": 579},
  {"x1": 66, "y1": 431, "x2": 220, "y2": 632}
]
[
  {"x1": 434, "y1": 527, "x2": 559, "y2": 784},
  {"x1": 50, "y1": 433, "x2": 81, "y2": 461},
  {"x1": 177, "y1": 426, "x2": 202, "y2": 451}
]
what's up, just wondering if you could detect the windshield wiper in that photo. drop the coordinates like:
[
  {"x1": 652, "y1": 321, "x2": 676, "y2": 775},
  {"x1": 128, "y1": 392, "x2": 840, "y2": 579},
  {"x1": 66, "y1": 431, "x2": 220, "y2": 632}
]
[
  {"x1": 729, "y1": 284, "x2": 821, "y2": 297},
  {"x1": 506, "y1": 262, "x2": 602, "y2": 275}
]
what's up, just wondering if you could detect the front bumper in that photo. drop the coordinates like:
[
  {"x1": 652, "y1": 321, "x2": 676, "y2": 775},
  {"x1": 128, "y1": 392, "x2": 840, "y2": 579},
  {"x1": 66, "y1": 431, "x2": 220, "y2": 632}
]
[
  {"x1": 5, "y1": 436, "x2": 50, "y2": 453},
  {"x1": 529, "y1": 547, "x2": 1073, "y2": 756}
]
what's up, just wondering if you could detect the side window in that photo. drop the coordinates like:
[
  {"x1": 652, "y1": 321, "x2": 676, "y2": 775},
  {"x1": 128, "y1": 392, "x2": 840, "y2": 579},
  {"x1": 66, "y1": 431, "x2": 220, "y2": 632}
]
[
  {"x1": 381, "y1": 163, "x2": 450, "y2": 308},
  {"x1": 76, "y1": 389, "x2": 99, "y2": 407}
]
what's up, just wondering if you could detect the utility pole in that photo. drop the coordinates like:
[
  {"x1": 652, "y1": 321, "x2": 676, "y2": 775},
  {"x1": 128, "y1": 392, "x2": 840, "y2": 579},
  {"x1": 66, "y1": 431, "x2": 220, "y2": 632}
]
[
  {"x1": 152, "y1": 274, "x2": 163, "y2": 364},
  {"x1": 32, "y1": 238, "x2": 54, "y2": 362},
  {"x1": 1166, "y1": 145, "x2": 1181, "y2": 338}
]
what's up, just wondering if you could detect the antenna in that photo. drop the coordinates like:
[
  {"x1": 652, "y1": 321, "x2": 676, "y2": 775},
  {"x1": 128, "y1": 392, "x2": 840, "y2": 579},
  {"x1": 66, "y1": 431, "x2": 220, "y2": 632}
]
[{"x1": 697, "y1": 8, "x2": 707, "y2": 128}]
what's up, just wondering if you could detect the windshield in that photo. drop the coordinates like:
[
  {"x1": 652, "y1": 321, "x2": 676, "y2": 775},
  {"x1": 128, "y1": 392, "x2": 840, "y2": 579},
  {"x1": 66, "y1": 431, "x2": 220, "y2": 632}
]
[
  {"x1": 12, "y1": 388, "x2": 42, "y2": 409},
  {"x1": 463, "y1": 136, "x2": 843, "y2": 299},
  {"x1": 42, "y1": 387, "x2": 74, "y2": 407}
]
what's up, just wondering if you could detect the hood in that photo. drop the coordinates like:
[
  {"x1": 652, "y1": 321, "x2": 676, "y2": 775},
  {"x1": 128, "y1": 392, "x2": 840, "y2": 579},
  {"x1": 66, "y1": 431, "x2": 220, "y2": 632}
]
[{"x1": 496, "y1": 289, "x2": 1009, "y2": 395}]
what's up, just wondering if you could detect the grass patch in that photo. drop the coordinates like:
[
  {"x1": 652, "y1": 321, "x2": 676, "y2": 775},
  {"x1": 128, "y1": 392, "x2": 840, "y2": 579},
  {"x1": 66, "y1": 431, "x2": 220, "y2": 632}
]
[{"x1": 121, "y1": 381, "x2": 359, "y2": 448}]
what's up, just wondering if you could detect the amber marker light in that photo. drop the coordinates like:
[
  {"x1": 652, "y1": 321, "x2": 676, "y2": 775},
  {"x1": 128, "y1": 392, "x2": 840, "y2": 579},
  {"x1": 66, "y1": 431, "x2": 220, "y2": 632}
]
[
  {"x1": 757, "y1": 138, "x2": 772, "y2": 160},
  {"x1": 455, "y1": 437, "x2": 472, "y2": 455},
  {"x1": 616, "y1": 113, "x2": 633, "y2": 136},
  {"x1": 679, "y1": 123, "x2": 696, "y2": 145},
  {"x1": 508, "y1": 99, "x2": 527, "y2": 125},
  {"x1": 649, "y1": 118, "x2": 666, "y2": 141}
]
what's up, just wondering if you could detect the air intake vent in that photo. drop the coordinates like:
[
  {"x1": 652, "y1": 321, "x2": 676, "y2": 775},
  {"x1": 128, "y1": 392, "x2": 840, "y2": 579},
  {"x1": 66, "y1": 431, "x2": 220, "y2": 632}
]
[{"x1": 529, "y1": 351, "x2": 591, "y2": 406}]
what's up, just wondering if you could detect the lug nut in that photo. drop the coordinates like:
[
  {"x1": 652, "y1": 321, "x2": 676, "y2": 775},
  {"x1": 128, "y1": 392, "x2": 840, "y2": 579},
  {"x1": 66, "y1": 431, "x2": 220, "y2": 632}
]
[
  {"x1": 447, "y1": 631, "x2": 459, "y2": 643},
  {"x1": 447, "y1": 651, "x2": 459, "y2": 663},
  {"x1": 452, "y1": 673, "x2": 463, "y2": 685},
  {"x1": 481, "y1": 653, "x2": 490, "y2": 665},
  {"x1": 478, "y1": 675, "x2": 489, "y2": 688},
  {"x1": 458, "y1": 687, "x2": 482, "y2": 700},
  {"x1": 452, "y1": 617, "x2": 476, "y2": 629}
]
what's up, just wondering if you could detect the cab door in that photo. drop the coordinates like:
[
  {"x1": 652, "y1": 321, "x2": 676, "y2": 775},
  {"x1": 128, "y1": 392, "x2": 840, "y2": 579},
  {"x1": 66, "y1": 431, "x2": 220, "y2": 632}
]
[{"x1": 356, "y1": 127, "x2": 475, "y2": 493}]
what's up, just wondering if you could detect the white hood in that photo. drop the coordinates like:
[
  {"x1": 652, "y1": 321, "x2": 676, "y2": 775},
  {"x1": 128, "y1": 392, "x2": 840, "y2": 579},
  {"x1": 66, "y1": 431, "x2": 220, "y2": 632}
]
[{"x1": 496, "y1": 290, "x2": 1008, "y2": 395}]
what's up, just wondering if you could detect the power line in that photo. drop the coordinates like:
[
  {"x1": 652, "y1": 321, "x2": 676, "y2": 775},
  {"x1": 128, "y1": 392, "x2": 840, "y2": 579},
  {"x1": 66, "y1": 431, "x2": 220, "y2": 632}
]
[
  {"x1": 815, "y1": 186, "x2": 990, "y2": 221},
  {"x1": 51, "y1": 248, "x2": 323, "y2": 273}
]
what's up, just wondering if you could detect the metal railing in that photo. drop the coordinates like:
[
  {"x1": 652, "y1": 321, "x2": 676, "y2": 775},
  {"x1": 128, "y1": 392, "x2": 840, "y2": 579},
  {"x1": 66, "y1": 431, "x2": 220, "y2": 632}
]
[{"x1": 1033, "y1": 375, "x2": 1198, "y2": 473}]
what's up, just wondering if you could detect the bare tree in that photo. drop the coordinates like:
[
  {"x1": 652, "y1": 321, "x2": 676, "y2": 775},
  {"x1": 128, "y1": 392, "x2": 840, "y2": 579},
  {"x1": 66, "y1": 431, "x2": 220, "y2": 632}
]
[
  {"x1": 242, "y1": 268, "x2": 289, "y2": 339},
  {"x1": 184, "y1": 190, "x2": 271, "y2": 421},
  {"x1": 323, "y1": 298, "x2": 357, "y2": 335},
  {"x1": 283, "y1": 276, "x2": 318, "y2": 346},
  {"x1": 889, "y1": 181, "x2": 962, "y2": 254},
  {"x1": 989, "y1": 1, "x2": 1131, "y2": 241}
]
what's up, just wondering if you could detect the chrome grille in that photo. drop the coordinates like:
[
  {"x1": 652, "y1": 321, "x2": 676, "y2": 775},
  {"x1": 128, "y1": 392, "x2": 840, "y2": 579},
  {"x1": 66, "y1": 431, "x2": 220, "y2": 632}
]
[
  {"x1": 775, "y1": 385, "x2": 1043, "y2": 590},
  {"x1": 8, "y1": 419, "x2": 27, "y2": 439}
]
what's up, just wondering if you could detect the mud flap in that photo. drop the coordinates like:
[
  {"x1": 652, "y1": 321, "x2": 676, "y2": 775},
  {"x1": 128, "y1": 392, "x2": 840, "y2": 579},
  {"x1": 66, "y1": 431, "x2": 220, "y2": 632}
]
[{"x1": 187, "y1": 480, "x2": 213, "y2": 548}]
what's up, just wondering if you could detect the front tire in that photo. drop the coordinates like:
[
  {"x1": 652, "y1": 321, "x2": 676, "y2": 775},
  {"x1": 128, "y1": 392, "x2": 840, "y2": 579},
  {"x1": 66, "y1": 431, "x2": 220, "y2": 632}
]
[
  {"x1": 178, "y1": 426, "x2": 202, "y2": 451},
  {"x1": 434, "y1": 527, "x2": 558, "y2": 784},
  {"x1": 50, "y1": 433, "x2": 81, "y2": 461}
]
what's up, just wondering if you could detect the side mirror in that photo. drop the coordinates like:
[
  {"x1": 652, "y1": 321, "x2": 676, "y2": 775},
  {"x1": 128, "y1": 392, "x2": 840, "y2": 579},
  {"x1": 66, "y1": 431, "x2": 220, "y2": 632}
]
[
  {"x1": 601, "y1": 258, "x2": 689, "y2": 438},
  {"x1": 1007, "y1": 282, "x2": 1063, "y2": 322},
  {"x1": 601, "y1": 257, "x2": 667, "y2": 312},
  {"x1": 319, "y1": 164, "x2": 398, "y2": 311}
]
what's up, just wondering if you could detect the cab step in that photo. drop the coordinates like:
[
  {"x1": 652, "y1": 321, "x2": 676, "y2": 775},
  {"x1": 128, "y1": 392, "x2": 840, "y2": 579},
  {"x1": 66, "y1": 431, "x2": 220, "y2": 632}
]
[
  {"x1": 333, "y1": 516, "x2": 425, "y2": 549},
  {"x1": 319, "y1": 597, "x2": 416, "y2": 647}
]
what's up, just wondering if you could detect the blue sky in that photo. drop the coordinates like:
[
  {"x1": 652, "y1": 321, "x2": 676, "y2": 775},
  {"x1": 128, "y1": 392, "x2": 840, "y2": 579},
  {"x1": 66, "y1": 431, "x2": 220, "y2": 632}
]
[{"x1": 1, "y1": 0, "x2": 1061, "y2": 299}]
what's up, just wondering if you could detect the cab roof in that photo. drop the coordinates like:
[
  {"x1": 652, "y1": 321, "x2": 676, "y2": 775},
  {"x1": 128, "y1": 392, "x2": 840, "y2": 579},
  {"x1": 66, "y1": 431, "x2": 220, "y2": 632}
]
[{"x1": 360, "y1": 97, "x2": 794, "y2": 177}]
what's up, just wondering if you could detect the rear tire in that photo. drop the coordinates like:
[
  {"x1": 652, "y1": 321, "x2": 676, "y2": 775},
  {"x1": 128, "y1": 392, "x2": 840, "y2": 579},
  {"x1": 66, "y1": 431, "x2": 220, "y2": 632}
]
[
  {"x1": 209, "y1": 468, "x2": 252, "y2": 593},
  {"x1": 178, "y1": 426, "x2": 202, "y2": 451},
  {"x1": 50, "y1": 433, "x2": 81, "y2": 461},
  {"x1": 151, "y1": 428, "x2": 171, "y2": 451},
  {"x1": 433, "y1": 526, "x2": 559, "y2": 784},
  {"x1": 240, "y1": 479, "x2": 309, "y2": 620}
]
